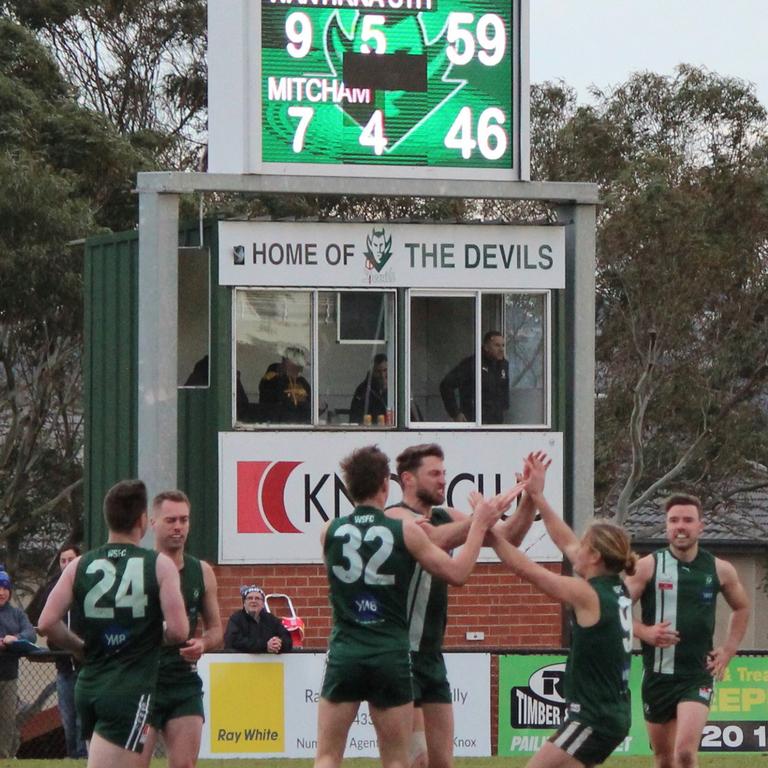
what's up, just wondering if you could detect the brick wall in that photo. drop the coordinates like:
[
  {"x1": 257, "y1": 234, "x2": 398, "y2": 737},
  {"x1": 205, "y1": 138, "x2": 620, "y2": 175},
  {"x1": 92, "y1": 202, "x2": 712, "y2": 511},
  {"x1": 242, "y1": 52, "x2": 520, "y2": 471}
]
[
  {"x1": 214, "y1": 563, "x2": 332, "y2": 646},
  {"x1": 213, "y1": 561, "x2": 564, "y2": 648},
  {"x1": 213, "y1": 561, "x2": 564, "y2": 754}
]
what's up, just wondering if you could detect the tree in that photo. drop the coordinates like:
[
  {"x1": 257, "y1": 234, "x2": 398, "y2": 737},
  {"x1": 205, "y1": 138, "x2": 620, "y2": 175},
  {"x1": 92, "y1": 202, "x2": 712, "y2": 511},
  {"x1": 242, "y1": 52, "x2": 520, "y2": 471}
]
[
  {"x1": 529, "y1": 67, "x2": 768, "y2": 526},
  {"x1": 0, "y1": 19, "x2": 153, "y2": 587},
  {"x1": 4, "y1": 0, "x2": 208, "y2": 170}
]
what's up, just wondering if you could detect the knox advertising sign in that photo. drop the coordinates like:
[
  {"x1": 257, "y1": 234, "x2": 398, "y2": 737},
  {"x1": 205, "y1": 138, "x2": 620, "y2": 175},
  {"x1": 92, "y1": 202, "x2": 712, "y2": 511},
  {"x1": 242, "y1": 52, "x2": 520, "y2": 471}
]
[
  {"x1": 219, "y1": 430, "x2": 563, "y2": 564},
  {"x1": 218, "y1": 221, "x2": 564, "y2": 289}
]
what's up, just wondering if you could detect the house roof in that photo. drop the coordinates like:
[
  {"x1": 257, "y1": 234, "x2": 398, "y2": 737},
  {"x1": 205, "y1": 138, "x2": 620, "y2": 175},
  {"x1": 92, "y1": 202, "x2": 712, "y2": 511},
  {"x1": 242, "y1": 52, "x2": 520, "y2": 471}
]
[{"x1": 623, "y1": 489, "x2": 768, "y2": 550}]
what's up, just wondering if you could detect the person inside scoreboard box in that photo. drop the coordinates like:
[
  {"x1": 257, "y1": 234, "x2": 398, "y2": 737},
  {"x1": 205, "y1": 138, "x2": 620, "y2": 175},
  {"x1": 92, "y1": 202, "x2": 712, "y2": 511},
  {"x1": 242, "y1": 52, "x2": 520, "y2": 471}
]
[
  {"x1": 349, "y1": 353, "x2": 389, "y2": 425},
  {"x1": 258, "y1": 345, "x2": 311, "y2": 424},
  {"x1": 439, "y1": 330, "x2": 509, "y2": 424}
]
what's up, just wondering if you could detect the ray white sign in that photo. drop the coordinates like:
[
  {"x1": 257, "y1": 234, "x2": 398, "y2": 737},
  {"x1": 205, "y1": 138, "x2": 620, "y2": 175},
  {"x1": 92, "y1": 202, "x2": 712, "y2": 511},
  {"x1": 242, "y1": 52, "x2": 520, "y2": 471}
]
[
  {"x1": 219, "y1": 430, "x2": 563, "y2": 564},
  {"x1": 198, "y1": 652, "x2": 490, "y2": 758},
  {"x1": 218, "y1": 221, "x2": 565, "y2": 289}
]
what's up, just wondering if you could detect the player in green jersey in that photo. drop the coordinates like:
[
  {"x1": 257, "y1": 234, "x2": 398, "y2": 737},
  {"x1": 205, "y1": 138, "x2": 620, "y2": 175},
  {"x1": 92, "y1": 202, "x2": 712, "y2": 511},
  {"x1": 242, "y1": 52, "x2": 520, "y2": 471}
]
[
  {"x1": 625, "y1": 494, "x2": 750, "y2": 768},
  {"x1": 315, "y1": 445, "x2": 523, "y2": 768},
  {"x1": 141, "y1": 490, "x2": 223, "y2": 768},
  {"x1": 386, "y1": 443, "x2": 548, "y2": 768},
  {"x1": 38, "y1": 479, "x2": 189, "y2": 768},
  {"x1": 491, "y1": 454, "x2": 638, "y2": 767}
]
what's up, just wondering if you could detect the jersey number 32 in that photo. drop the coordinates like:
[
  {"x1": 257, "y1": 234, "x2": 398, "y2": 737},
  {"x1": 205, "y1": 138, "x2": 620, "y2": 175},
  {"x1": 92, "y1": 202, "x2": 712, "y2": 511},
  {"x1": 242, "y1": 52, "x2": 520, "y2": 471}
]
[{"x1": 332, "y1": 524, "x2": 395, "y2": 586}]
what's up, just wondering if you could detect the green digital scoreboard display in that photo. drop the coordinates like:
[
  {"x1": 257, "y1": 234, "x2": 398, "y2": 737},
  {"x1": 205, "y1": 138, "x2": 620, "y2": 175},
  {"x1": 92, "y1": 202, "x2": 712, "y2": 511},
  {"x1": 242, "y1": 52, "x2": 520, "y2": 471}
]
[{"x1": 208, "y1": 0, "x2": 528, "y2": 180}]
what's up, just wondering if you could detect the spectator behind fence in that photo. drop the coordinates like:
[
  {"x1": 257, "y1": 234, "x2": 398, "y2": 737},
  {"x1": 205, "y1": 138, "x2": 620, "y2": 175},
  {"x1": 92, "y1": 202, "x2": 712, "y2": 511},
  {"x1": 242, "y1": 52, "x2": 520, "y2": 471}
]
[
  {"x1": 41, "y1": 545, "x2": 87, "y2": 759},
  {"x1": 0, "y1": 567, "x2": 36, "y2": 758},
  {"x1": 224, "y1": 586, "x2": 292, "y2": 654}
]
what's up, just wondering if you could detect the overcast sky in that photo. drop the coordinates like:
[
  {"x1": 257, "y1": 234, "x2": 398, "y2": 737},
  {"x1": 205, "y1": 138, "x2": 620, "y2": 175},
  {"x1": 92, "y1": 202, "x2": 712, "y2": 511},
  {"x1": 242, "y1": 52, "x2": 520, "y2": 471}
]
[{"x1": 530, "y1": 1, "x2": 767, "y2": 107}]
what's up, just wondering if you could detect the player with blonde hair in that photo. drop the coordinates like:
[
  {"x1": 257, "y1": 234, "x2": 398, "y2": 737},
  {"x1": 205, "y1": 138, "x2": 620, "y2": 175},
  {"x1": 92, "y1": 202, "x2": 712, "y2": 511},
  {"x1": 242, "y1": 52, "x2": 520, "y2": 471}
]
[{"x1": 489, "y1": 455, "x2": 638, "y2": 768}]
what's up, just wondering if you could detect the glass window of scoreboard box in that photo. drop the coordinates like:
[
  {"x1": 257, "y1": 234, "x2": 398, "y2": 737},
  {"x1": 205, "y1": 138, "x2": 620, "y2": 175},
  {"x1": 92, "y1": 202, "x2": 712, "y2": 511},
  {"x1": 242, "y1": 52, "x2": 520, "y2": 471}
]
[
  {"x1": 232, "y1": 288, "x2": 549, "y2": 429},
  {"x1": 208, "y1": 0, "x2": 529, "y2": 179}
]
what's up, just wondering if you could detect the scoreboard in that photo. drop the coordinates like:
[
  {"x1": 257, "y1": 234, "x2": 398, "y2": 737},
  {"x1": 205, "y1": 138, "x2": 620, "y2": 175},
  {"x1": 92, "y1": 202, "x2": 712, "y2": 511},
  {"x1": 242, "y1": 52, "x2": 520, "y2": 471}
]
[{"x1": 208, "y1": 0, "x2": 529, "y2": 179}]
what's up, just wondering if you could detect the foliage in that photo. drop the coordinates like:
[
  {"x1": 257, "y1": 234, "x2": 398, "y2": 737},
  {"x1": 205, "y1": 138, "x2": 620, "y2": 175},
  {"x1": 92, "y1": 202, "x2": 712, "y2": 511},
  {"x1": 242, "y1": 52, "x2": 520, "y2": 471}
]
[
  {"x1": 4, "y1": 0, "x2": 208, "y2": 170},
  {"x1": 529, "y1": 67, "x2": 768, "y2": 525},
  {"x1": 0, "y1": 19, "x2": 153, "y2": 588},
  {"x1": 3, "y1": 0, "x2": 768, "y2": 569}
]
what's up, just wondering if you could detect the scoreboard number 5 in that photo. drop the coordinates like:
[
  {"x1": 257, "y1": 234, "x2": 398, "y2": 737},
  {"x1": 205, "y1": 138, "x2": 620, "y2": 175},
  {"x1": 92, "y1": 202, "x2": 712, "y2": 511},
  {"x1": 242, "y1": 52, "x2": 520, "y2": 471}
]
[{"x1": 360, "y1": 15, "x2": 387, "y2": 54}]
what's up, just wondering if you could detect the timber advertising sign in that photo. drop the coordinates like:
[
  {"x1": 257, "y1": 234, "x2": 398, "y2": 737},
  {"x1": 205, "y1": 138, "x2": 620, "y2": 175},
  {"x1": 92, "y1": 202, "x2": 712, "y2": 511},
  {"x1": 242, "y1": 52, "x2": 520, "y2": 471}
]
[
  {"x1": 498, "y1": 654, "x2": 768, "y2": 756},
  {"x1": 218, "y1": 221, "x2": 565, "y2": 289},
  {"x1": 219, "y1": 430, "x2": 563, "y2": 564},
  {"x1": 208, "y1": 0, "x2": 529, "y2": 179}
]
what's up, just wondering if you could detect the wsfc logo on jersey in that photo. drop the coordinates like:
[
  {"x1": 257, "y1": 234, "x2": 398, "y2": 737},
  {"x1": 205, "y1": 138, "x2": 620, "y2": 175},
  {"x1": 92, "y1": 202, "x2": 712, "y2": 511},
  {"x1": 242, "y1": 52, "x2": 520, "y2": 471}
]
[{"x1": 510, "y1": 663, "x2": 566, "y2": 728}]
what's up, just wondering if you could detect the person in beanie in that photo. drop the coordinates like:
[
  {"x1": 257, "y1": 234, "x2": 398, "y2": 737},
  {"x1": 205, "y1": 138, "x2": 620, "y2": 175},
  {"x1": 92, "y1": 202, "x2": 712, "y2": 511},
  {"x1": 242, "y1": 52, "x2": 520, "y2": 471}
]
[
  {"x1": 224, "y1": 586, "x2": 292, "y2": 654},
  {"x1": 0, "y1": 567, "x2": 36, "y2": 758}
]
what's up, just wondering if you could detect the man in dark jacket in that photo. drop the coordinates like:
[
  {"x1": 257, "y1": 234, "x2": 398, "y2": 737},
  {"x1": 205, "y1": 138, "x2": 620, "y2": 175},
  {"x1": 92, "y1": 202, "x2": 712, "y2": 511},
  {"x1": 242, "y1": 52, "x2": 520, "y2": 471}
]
[
  {"x1": 349, "y1": 354, "x2": 388, "y2": 424},
  {"x1": 439, "y1": 330, "x2": 509, "y2": 424},
  {"x1": 224, "y1": 586, "x2": 292, "y2": 654}
]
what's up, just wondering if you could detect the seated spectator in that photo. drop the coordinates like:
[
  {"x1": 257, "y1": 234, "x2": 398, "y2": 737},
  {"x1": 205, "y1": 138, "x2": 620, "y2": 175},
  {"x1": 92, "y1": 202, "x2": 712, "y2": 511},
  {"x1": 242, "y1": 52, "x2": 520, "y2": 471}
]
[
  {"x1": 349, "y1": 353, "x2": 388, "y2": 425},
  {"x1": 258, "y1": 346, "x2": 311, "y2": 424},
  {"x1": 0, "y1": 567, "x2": 36, "y2": 758},
  {"x1": 224, "y1": 586, "x2": 293, "y2": 654}
]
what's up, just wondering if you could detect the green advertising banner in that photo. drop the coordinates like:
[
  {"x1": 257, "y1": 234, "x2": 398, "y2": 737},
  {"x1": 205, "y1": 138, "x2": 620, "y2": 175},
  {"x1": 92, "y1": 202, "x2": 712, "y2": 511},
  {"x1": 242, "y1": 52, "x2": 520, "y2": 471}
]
[{"x1": 498, "y1": 654, "x2": 768, "y2": 756}]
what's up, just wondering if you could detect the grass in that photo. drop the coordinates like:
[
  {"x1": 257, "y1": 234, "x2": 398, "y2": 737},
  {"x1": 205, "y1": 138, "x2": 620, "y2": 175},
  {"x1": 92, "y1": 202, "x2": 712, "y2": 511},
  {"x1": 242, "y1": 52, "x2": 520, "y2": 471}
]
[{"x1": 4, "y1": 757, "x2": 765, "y2": 768}]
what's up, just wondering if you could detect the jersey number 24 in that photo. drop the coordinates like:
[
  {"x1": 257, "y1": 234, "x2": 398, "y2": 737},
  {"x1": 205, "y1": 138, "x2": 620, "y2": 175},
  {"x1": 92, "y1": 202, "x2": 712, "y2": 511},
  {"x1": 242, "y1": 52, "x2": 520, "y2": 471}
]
[{"x1": 83, "y1": 558, "x2": 148, "y2": 619}]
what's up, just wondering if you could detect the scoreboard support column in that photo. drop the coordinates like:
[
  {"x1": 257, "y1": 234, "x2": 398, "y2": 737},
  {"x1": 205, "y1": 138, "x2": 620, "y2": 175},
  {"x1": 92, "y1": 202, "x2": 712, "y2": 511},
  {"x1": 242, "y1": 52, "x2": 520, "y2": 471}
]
[{"x1": 138, "y1": 190, "x2": 180, "y2": 499}]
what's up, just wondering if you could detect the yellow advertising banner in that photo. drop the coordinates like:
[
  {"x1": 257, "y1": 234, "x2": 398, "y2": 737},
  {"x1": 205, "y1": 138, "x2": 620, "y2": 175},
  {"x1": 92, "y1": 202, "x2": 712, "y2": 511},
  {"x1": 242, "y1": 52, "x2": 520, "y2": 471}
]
[{"x1": 209, "y1": 661, "x2": 285, "y2": 753}]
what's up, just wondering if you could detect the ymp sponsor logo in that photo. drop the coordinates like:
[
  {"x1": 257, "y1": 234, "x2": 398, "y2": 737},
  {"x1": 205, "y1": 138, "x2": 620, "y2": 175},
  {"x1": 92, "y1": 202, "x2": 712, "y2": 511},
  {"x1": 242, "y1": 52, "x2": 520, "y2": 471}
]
[{"x1": 510, "y1": 663, "x2": 566, "y2": 729}]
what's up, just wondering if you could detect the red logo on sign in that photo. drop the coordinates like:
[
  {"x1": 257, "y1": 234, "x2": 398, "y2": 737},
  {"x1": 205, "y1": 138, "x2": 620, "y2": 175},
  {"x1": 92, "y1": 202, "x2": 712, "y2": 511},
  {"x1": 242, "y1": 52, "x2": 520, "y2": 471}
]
[
  {"x1": 237, "y1": 461, "x2": 303, "y2": 534},
  {"x1": 658, "y1": 581, "x2": 673, "y2": 590}
]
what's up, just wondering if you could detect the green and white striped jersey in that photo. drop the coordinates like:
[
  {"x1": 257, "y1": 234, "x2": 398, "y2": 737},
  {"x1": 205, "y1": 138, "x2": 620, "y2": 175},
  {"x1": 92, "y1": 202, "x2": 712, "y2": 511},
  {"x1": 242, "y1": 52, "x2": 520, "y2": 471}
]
[{"x1": 640, "y1": 547, "x2": 720, "y2": 676}]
